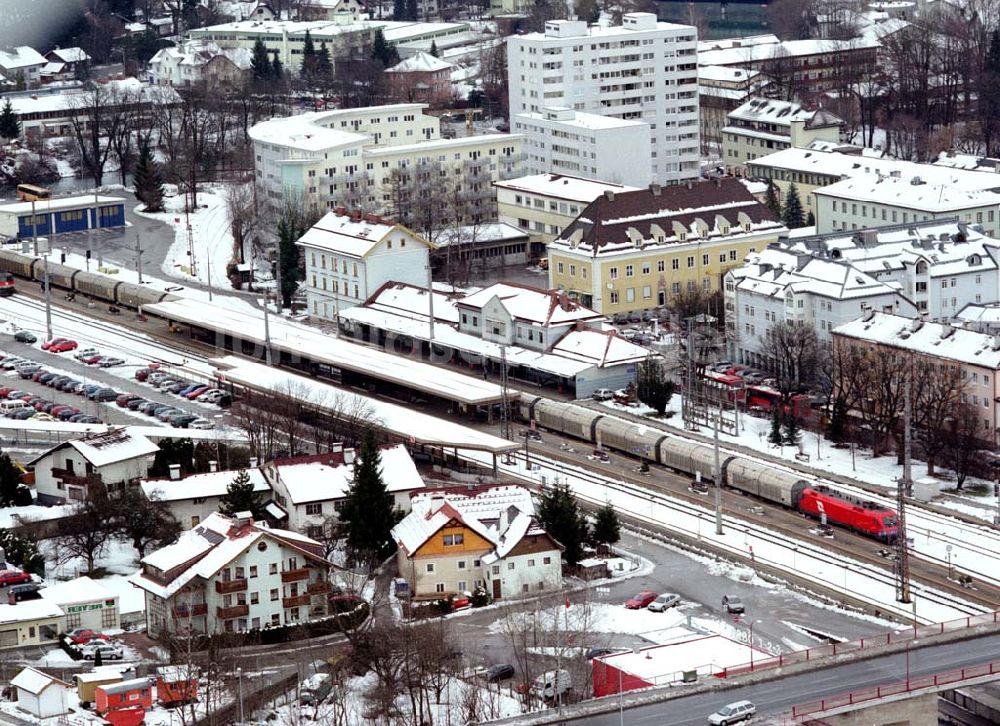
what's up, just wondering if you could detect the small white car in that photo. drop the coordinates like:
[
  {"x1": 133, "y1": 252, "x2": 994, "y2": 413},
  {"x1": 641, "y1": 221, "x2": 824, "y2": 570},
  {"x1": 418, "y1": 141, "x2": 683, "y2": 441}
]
[
  {"x1": 591, "y1": 388, "x2": 614, "y2": 401},
  {"x1": 707, "y1": 700, "x2": 756, "y2": 726},
  {"x1": 647, "y1": 593, "x2": 681, "y2": 612},
  {"x1": 188, "y1": 418, "x2": 215, "y2": 430},
  {"x1": 81, "y1": 643, "x2": 124, "y2": 661}
]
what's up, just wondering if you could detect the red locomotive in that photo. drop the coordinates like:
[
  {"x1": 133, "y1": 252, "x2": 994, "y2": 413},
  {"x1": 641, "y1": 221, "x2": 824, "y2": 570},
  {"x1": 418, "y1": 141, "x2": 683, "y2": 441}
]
[
  {"x1": 797, "y1": 485, "x2": 898, "y2": 541},
  {"x1": 0, "y1": 272, "x2": 15, "y2": 297}
]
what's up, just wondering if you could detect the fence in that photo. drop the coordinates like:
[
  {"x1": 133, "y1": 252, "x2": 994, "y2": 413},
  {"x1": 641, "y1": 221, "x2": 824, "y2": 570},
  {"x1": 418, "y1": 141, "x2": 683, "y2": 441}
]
[
  {"x1": 718, "y1": 610, "x2": 1000, "y2": 678},
  {"x1": 193, "y1": 671, "x2": 299, "y2": 726},
  {"x1": 790, "y1": 658, "x2": 1000, "y2": 719}
]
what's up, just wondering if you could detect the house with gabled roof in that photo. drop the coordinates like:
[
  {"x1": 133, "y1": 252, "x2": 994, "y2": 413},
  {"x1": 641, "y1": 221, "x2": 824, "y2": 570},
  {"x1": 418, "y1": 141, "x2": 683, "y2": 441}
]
[
  {"x1": 11, "y1": 667, "x2": 69, "y2": 718},
  {"x1": 129, "y1": 512, "x2": 334, "y2": 638},
  {"x1": 0, "y1": 47, "x2": 47, "y2": 87},
  {"x1": 392, "y1": 484, "x2": 562, "y2": 600}
]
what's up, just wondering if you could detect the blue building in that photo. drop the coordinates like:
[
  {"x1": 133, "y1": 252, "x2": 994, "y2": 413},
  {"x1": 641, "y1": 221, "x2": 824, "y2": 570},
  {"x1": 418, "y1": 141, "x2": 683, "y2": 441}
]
[{"x1": 0, "y1": 195, "x2": 127, "y2": 239}]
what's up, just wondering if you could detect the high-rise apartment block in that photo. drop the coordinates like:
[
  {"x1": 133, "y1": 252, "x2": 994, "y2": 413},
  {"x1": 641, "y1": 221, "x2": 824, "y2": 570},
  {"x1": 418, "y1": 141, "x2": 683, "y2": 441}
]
[{"x1": 507, "y1": 13, "x2": 699, "y2": 185}]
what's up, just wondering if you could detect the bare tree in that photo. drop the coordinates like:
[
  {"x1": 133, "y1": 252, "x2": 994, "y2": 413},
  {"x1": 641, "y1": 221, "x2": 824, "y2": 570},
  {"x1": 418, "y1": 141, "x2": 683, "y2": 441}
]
[
  {"x1": 230, "y1": 389, "x2": 285, "y2": 461},
  {"x1": 52, "y1": 492, "x2": 117, "y2": 573},
  {"x1": 943, "y1": 403, "x2": 984, "y2": 490},
  {"x1": 834, "y1": 341, "x2": 908, "y2": 457},
  {"x1": 759, "y1": 320, "x2": 820, "y2": 399},
  {"x1": 69, "y1": 82, "x2": 128, "y2": 186},
  {"x1": 226, "y1": 179, "x2": 259, "y2": 267},
  {"x1": 912, "y1": 360, "x2": 965, "y2": 474}
]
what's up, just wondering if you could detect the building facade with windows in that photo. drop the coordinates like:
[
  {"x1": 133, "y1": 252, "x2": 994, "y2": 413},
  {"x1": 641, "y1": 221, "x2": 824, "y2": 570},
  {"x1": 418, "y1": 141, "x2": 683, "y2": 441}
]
[
  {"x1": 721, "y1": 98, "x2": 843, "y2": 167},
  {"x1": 140, "y1": 466, "x2": 272, "y2": 530},
  {"x1": 507, "y1": 14, "x2": 700, "y2": 185},
  {"x1": 391, "y1": 485, "x2": 562, "y2": 600},
  {"x1": 495, "y1": 174, "x2": 640, "y2": 243},
  {"x1": 547, "y1": 178, "x2": 787, "y2": 316},
  {"x1": 698, "y1": 64, "x2": 769, "y2": 150},
  {"x1": 130, "y1": 512, "x2": 334, "y2": 638}
]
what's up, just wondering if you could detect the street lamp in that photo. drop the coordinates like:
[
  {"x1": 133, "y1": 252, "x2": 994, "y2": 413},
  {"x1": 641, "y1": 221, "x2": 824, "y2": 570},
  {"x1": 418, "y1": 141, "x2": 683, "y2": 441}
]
[
  {"x1": 236, "y1": 667, "x2": 244, "y2": 724},
  {"x1": 946, "y1": 544, "x2": 953, "y2": 580},
  {"x1": 748, "y1": 619, "x2": 763, "y2": 669}
]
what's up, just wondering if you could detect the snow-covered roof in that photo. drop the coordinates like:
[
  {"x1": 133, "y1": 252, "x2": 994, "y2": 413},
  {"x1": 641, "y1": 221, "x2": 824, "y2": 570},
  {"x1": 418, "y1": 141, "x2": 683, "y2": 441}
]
[
  {"x1": 833, "y1": 311, "x2": 1000, "y2": 368},
  {"x1": 267, "y1": 444, "x2": 423, "y2": 504},
  {"x1": 434, "y1": 223, "x2": 528, "y2": 247},
  {"x1": 297, "y1": 210, "x2": 429, "y2": 258},
  {"x1": 12, "y1": 667, "x2": 67, "y2": 695},
  {"x1": 0, "y1": 46, "x2": 46, "y2": 72},
  {"x1": 0, "y1": 599, "x2": 63, "y2": 626},
  {"x1": 0, "y1": 196, "x2": 125, "y2": 215},
  {"x1": 38, "y1": 576, "x2": 115, "y2": 606},
  {"x1": 550, "y1": 329, "x2": 650, "y2": 367},
  {"x1": 28, "y1": 428, "x2": 158, "y2": 469},
  {"x1": 248, "y1": 112, "x2": 367, "y2": 151},
  {"x1": 39, "y1": 62, "x2": 66, "y2": 76},
  {"x1": 815, "y1": 176, "x2": 1000, "y2": 213},
  {"x1": 955, "y1": 303, "x2": 1000, "y2": 326},
  {"x1": 140, "y1": 468, "x2": 270, "y2": 503},
  {"x1": 933, "y1": 152, "x2": 1000, "y2": 172},
  {"x1": 727, "y1": 98, "x2": 843, "y2": 130},
  {"x1": 494, "y1": 174, "x2": 640, "y2": 203},
  {"x1": 697, "y1": 64, "x2": 761, "y2": 84},
  {"x1": 458, "y1": 282, "x2": 604, "y2": 326},
  {"x1": 698, "y1": 36, "x2": 878, "y2": 67},
  {"x1": 698, "y1": 34, "x2": 780, "y2": 53},
  {"x1": 48, "y1": 47, "x2": 90, "y2": 64},
  {"x1": 0, "y1": 81, "x2": 180, "y2": 117},
  {"x1": 387, "y1": 51, "x2": 453, "y2": 73},
  {"x1": 515, "y1": 108, "x2": 649, "y2": 131}
]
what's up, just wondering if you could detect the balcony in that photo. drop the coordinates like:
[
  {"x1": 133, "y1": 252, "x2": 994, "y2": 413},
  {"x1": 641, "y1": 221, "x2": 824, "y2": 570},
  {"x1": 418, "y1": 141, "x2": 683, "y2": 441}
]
[
  {"x1": 215, "y1": 578, "x2": 248, "y2": 594},
  {"x1": 281, "y1": 567, "x2": 310, "y2": 583},
  {"x1": 282, "y1": 594, "x2": 311, "y2": 609},
  {"x1": 51, "y1": 468, "x2": 103, "y2": 488},
  {"x1": 216, "y1": 604, "x2": 249, "y2": 619},
  {"x1": 306, "y1": 580, "x2": 331, "y2": 595},
  {"x1": 172, "y1": 602, "x2": 207, "y2": 618}
]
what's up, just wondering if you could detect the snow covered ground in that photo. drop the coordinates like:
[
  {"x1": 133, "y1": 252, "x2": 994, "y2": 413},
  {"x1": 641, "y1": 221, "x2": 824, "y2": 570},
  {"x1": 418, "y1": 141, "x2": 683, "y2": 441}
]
[{"x1": 40, "y1": 536, "x2": 144, "y2": 616}]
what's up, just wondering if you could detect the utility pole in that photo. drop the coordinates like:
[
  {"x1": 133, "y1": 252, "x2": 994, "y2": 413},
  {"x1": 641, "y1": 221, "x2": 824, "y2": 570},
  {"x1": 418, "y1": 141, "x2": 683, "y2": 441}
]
[
  {"x1": 186, "y1": 206, "x2": 195, "y2": 278},
  {"x1": 897, "y1": 371, "x2": 912, "y2": 604},
  {"x1": 205, "y1": 245, "x2": 213, "y2": 302},
  {"x1": 683, "y1": 317, "x2": 694, "y2": 427},
  {"x1": 499, "y1": 345, "x2": 512, "y2": 441},
  {"x1": 134, "y1": 234, "x2": 143, "y2": 285},
  {"x1": 426, "y1": 263, "x2": 435, "y2": 341},
  {"x1": 262, "y1": 292, "x2": 273, "y2": 366},
  {"x1": 714, "y1": 417, "x2": 724, "y2": 536}
]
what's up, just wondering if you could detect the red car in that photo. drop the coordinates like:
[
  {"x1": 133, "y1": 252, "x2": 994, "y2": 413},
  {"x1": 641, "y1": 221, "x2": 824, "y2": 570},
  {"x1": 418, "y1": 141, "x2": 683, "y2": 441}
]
[
  {"x1": 48, "y1": 339, "x2": 78, "y2": 353},
  {"x1": 116, "y1": 394, "x2": 140, "y2": 407},
  {"x1": 625, "y1": 590, "x2": 658, "y2": 609},
  {"x1": 0, "y1": 570, "x2": 32, "y2": 587},
  {"x1": 40, "y1": 338, "x2": 66, "y2": 351},
  {"x1": 81, "y1": 354, "x2": 102, "y2": 365},
  {"x1": 0, "y1": 388, "x2": 12, "y2": 398},
  {"x1": 65, "y1": 628, "x2": 108, "y2": 645}
]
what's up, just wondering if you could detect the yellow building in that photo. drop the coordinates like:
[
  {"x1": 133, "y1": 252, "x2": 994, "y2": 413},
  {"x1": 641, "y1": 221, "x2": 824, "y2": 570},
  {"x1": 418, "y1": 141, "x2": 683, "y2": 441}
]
[{"x1": 547, "y1": 178, "x2": 787, "y2": 316}]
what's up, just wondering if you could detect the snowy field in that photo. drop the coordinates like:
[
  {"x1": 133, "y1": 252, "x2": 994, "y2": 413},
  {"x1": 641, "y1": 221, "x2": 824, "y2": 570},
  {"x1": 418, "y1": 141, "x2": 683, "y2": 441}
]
[{"x1": 41, "y1": 536, "x2": 145, "y2": 616}]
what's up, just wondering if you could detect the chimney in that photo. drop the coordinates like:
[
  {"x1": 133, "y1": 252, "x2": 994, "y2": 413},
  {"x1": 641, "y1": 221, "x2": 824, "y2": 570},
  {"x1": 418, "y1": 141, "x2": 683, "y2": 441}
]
[
  {"x1": 649, "y1": 183, "x2": 661, "y2": 196},
  {"x1": 209, "y1": 460, "x2": 218, "y2": 473},
  {"x1": 249, "y1": 457, "x2": 259, "y2": 468},
  {"x1": 941, "y1": 322, "x2": 955, "y2": 339},
  {"x1": 233, "y1": 510, "x2": 253, "y2": 528},
  {"x1": 603, "y1": 190, "x2": 615, "y2": 202},
  {"x1": 334, "y1": 206, "x2": 347, "y2": 216},
  {"x1": 686, "y1": 181, "x2": 693, "y2": 190},
  {"x1": 498, "y1": 508, "x2": 508, "y2": 533},
  {"x1": 169, "y1": 464, "x2": 181, "y2": 480},
  {"x1": 910, "y1": 318, "x2": 923, "y2": 333},
  {"x1": 862, "y1": 308, "x2": 875, "y2": 322},
  {"x1": 993, "y1": 333, "x2": 1000, "y2": 351}
]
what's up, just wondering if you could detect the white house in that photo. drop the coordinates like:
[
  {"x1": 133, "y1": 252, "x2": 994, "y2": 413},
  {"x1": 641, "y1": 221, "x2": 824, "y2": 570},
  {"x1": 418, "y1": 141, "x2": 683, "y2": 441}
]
[
  {"x1": 391, "y1": 485, "x2": 563, "y2": 600},
  {"x1": 508, "y1": 14, "x2": 700, "y2": 185},
  {"x1": 297, "y1": 209, "x2": 433, "y2": 323},
  {"x1": 38, "y1": 576, "x2": 120, "y2": 633},
  {"x1": 513, "y1": 107, "x2": 652, "y2": 188},
  {"x1": 11, "y1": 667, "x2": 69, "y2": 719},
  {"x1": 147, "y1": 41, "x2": 253, "y2": 88},
  {"x1": 263, "y1": 444, "x2": 425, "y2": 538},
  {"x1": 140, "y1": 465, "x2": 271, "y2": 529},
  {"x1": 721, "y1": 98, "x2": 844, "y2": 167},
  {"x1": 129, "y1": 512, "x2": 335, "y2": 638},
  {"x1": 30, "y1": 429, "x2": 159, "y2": 504},
  {"x1": 0, "y1": 47, "x2": 47, "y2": 87}
]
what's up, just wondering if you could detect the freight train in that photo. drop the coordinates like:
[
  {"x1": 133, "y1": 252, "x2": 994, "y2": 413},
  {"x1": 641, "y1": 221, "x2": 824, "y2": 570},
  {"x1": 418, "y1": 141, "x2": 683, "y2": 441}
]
[
  {"x1": 520, "y1": 396, "x2": 899, "y2": 541},
  {"x1": 0, "y1": 249, "x2": 178, "y2": 308}
]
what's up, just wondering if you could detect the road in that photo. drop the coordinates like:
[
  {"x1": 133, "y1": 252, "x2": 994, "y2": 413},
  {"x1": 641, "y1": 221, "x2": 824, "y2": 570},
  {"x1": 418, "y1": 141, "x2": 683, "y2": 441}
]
[{"x1": 567, "y1": 633, "x2": 1000, "y2": 725}]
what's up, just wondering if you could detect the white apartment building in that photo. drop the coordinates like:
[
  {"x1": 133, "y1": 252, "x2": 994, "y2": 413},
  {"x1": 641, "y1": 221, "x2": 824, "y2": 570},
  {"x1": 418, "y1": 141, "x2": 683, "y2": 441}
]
[
  {"x1": 130, "y1": 512, "x2": 334, "y2": 638},
  {"x1": 507, "y1": 13, "x2": 700, "y2": 185},
  {"x1": 814, "y1": 176, "x2": 1000, "y2": 237},
  {"x1": 140, "y1": 466, "x2": 271, "y2": 530},
  {"x1": 250, "y1": 103, "x2": 523, "y2": 216},
  {"x1": 296, "y1": 209, "x2": 432, "y2": 322},
  {"x1": 495, "y1": 173, "x2": 640, "y2": 243},
  {"x1": 0, "y1": 47, "x2": 46, "y2": 87},
  {"x1": 722, "y1": 98, "x2": 843, "y2": 167},
  {"x1": 513, "y1": 106, "x2": 652, "y2": 187}
]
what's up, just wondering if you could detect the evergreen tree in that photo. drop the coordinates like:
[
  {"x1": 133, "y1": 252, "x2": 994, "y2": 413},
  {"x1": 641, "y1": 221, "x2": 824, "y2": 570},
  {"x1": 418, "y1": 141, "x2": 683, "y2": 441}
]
[
  {"x1": 148, "y1": 438, "x2": 195, "y2": 478},
  {"x1": 0, "y1": 99, "x2": 20, "y2": 142},
  {"x1": 806, "y1": 210, "x2": 815, "y2": 227},
  {"x1": 277, "y1": 213, "x2": 304, "y2": 308},
  {"x1": 782, "y1": 412, "x2": 801, "y2": 446},
  {"x1": 133, "y1": 141, "x2": 164, "y2": 213},
  {"x1": 764, "y1": 181, "x2": 781, "y2": 217},
  {"x1": 768, "y1": 407, "x2": 783, "y2": 445},
  {"x1": 829, "y1": 398, "x2": 847, "y2": 444},
  {"x1": 537, "y1": 481, "x2": 589, "y2": 566},
  {"x1": 782, "y1": 183, "x2": 804, "y2": 228},
  {"x1": 340, "y1": 430, "x2": 401, "y2": 568},
  {"x1": 591, "y1": 502, "x2": 621, "y2": 549},
  {"x1": 251, "y1": 38, "x2": 271, "y2": 81},
  {"x1": 636, "y1": 355, "x2": 676, "y2": 415},
  {"x1": 0, "y1": 452, "x2": 29, "y2": 506},
  {"x1": 405, "y1": 0, "x2": 418, "y2": 20},
  {"x1": 301, "y1": 30, "x2": 317, "y2": 79},
  {"x1": 316, "y1": 42, "x2": 333, "y2": 77},
  {"x1": 219, "y1": 470, "x2": 266, "y2": 519},
  {"x1": 371, "y1": 29, "x2": 400, "y2": 67},
  {"x1": 393, "y1": 0, "x2": 406, "y2": 20},
  {"x1": 0, "y1": 529, "x2": 43, "y2": 574},
  {"x1": 429, "y1": 40, "x2": 439, "y2": 58},
  {"x1": 271, "y1": 52, "x2": 283, "y2": 80}
]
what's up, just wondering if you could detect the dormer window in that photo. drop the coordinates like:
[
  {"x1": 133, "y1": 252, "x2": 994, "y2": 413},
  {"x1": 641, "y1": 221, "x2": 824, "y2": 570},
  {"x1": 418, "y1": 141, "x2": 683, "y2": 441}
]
[{"x1": 915, "y1": 261, "x2": 928, "y2": 274}]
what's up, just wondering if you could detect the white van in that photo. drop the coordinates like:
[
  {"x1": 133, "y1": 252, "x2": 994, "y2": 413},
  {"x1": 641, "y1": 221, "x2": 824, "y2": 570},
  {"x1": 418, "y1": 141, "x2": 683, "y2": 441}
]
[
  {"x1": 1, "y1": 400, "x2": 30, "y2": 416},
  {"x1": 707, "y1": 700, "x2": 757, "y2": 725},
  {"x1": 530, "y1": 669, "x2": 571, "y2": 701}
]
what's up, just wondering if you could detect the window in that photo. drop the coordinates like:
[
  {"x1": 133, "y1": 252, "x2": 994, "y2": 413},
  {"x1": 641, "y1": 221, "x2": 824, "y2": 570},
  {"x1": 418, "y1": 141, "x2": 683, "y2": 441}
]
[
  {"x1": 658, "y1": 260, "x2": 665, "y2": 272},
  {"x1": 269, "y1": 563, "x2": 278, "y2": 575},
  {"x1": 251, "y1": 592, "x2": 259, "y2": 605},
  {"x1": 457, "y1": 580, "x2": 467, "y2": 592},
  {"x1": 492, "y1": 565, "x2": 500, "y2": 575},
  {"x1": 270, "y1": 588, "x2": 279, "y2": 601},
  {"x1": 687, "y1": 256, "x2": 694, "y2": 268},
  {"x1": 458, "y1": 560, "x2": 466, "y2": 569},
  {"x1": 543, "y1": 557, "x2": 552, "y2": 565},
  {"x1": 610, "y1": 267, "x2": 619, "y2": 279},
  {"x1": 507, "y1": 562, "x2": 515, "y2": 570},
  {"x1": 702, "y1": 254, "x2": 709, "y2": 266},
  {"x1": 66, "y1": 613, "x2": 81, "y2": 629},
  {"x1": 426, "y1": 563, "x2": 435, "y2": 573},
  {"x1": 528, "y1": 559, "x2": 536, "y2": 567},
  {"x1": 305, "y1": 503, "x2": 322, "y2": 516},
  {"x1": 443, "y1": 533, "x2": 464, "y2": 546},
  {"x1": 625, "y1": 265, "x2": 634, "y2": 277},
  {"x1": 102, "y1": 608, "x2": 116, "y2": 628},
  {"x1": 610, "y1": 291, "x2": 619, "y2": 304},
  {"x1": 436, "y1": 583, "x2": 446, "y2": 593},
  {"x1": 271, "y1": 613, "x2": 281, "y2": 626},
  {"x1": 672, "y1": 259, "x2": 679, "y2": 270}
]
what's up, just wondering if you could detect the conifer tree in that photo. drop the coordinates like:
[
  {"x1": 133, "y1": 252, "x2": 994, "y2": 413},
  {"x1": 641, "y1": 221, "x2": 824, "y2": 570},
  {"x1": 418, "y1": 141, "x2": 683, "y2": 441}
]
[
  {"x1": 782, "y1": 183, "x2": 804, "y2": 228},
  {"x1": 429, "y1": 40, "x2": 439, "y2": 58},
  {"x1": 0, "y1": 99, "x2": 20, "y2": 142},
  {"x1": 764, "y1": 181, "x2": 781, "y2": 217},
  {"x1": 340, "y1": 430, "x2": 400, "y2": 568},
  {"x1": 371, "y1": 29, "x2": 399, "y2": 67},
  {"x1": 406, "y1": 0, "x2": 418, "y2": 20},
  {"x1": 219, "y1": 470, "x2": 266, "y2": 519},
  {"x1": 277, "y1": 213, "x2": 304, "y2": 308},
  {"x1": 829, "y1": 398, "x2": 846, "y2": 444},
  {"x1": 301, "y1": 30, "x2": 317, "y2": 79},
  {"x1": 782, "y1": 412, "x2": 801, "y2": 446},
  {"x1": 251, "y1": 38, "x2": 270, "y2": 81},
  {"x1": 393, "y1": 0, "x2": 406, "y2": 20},
  {"x1": 806, "y1": 210, "x2": 815, "y2": 227},
  {"x1": 316, "y1": 42, "x2": 332, "y2": 77},
  {"x1": 591, "y1": 502, "x2": 621, "y2": 548},
  {"x1": 271, "y1": 52, "x2": 283, "y2": 80},
  {"x1": 537, "y1": 481, "x2": 589, "y2": 566},
  {"x1": 636, "y1": 355, "x2": 675, "y2": 415},
  {"x1": 768, "y1": 407, "x2": 783, "y2": 445},
  {"x1": 133, "y1": 140, "x2": 164, "y2": 213}
]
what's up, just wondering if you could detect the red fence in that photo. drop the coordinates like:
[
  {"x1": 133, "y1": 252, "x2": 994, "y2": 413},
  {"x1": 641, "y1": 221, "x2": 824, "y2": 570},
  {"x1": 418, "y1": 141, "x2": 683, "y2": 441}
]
[
  {"x1": 791, "y1": 659, "x2": 1000, "y2": 719},
  {"x1": 718, "y1": 610, "x2": 1000, "y2": 679}
]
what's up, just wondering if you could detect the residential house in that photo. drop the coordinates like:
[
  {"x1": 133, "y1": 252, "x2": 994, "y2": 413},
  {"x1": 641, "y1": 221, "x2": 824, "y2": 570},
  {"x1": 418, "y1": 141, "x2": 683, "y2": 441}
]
[
  {"x1": 30, "y1": 428, "x2": 159, "y2": 504},
  {"x1": 0, "y1": 47, "x2": 47, "y2": 87},
  {"x1": 40, "y1": 47, "x2": 90, "y2": 83},
  {"x1": 217, "y1": 0, "x2": 275, "y2": 21},
  {"x1": 495, "y1": 174, "x2": 640, "y2": 243},
  {"x1": 139, "y1": 464, "x2": 271, "y2": 530},
  {"x1": 547, "y1": 178, "x2": 787, "y2": 316},
  {"x1": 391, "y1": 484, "x2": 562, "y2": 600},
  {"x1": 508, "y1": 14, "x2": 700, "y2": 185},
  {"x1": 38, "y1": 576, "x2": 119, "y2": 633},
  {"x1": 148, "y1": 41, "x2": 252, "y2": 88},
  {"x1": 11, "y1": 668, "x2": 69, "y2": 719},
  {"x1": 384, "y1": 52, "x2": 455, "y2": 106},
  {"x1": 297, "y1": 209, "x2": 434, "y2": 323},
  {"x1": 263, "y1": 444, "x2": 425, "y2": 537},
  {"x1": 129, "y1": 512, "x2": 335, "y2": 638},
  {"x1": 722, "y1": 98, "x2": 844, "y2": 168},
  {"x1": 298, "y1": 0, "x2": 365, "y2": 20}
]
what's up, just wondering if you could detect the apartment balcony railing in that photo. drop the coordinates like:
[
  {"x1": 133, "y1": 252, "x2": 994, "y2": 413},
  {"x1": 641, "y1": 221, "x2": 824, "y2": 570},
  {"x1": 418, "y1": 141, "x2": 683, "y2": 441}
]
[
  {"x1": 172, "y1": 602, "x2": 207, "y2": 618},
  {"x1": 282, "y1": 594, "x2": 312, "y2": 609},
  {"x1": 281, "y1": 567, "x2": 310, "y2": 583},
  {"x1": 306, "y1": 580, "x2": 331, "y2": 595},
  {"x1": 216, "y1": 604, "x2": 249, "y2": 619},
  {"x1": 215, "y1": 579, "x2": 248, "y2": 594},
  {"x1": 50, "y1": 468, "x2": 102, "y2": 488}
]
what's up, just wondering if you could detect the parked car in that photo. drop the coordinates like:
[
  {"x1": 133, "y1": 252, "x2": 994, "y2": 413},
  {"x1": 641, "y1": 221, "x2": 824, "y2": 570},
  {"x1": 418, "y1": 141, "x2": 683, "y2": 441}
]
[
  {"x1": 65, "y1": 628, "x2": 108, "y2": 645},
  {"x1": 99, "y1": 357, "x2": 125, "y2": 368},
  {"x1": 625, "y1": 591, "x2": 658, "y2": 609},
  {"x1": 16, "y1": 364, "x2": 41, "y2": 378},
  {"x1": 134, "y1": 368, "x2": 152, "y2": 382},
  {"x1": 530, "y1": 669, "x2": 571, "y2": 701},
  {"x1": 299, "y1": 674, "x2": 332, "y2": 706},
  {"x1": 591, "y1": 388, "x2": 614, "y2": 401},
  {"x1": 722, "y1": 595, "x2": 744, "y2": 614},
  {"x1": 0, "y1": 570, "x2": 32, "y2": 587},
  {"x1": 90, "y1": 388, "x2": 119, "y2": 402},
  {"x1": 707, "y1": 700, "x2": 757, "y2": 726},
  {"x1": 47, "y1": 339, "x2": 78, "y2": 353},
  {"x1": 116, "y1": 394, "x2": 141, "y2": 407},
  {"x1": 40, "y1": 338, "x2": 67, "y2": 351},
  {"x1": 183, "y1": 385, "x2": 210, "y2": 400},
  {"x1": 81, "y1": 643, "x2": 124, "y2": 661},
  {"x1": 56, "y1": 407, "x2": 81, "y2": 420},
  {"x1": 126, "y1": 398, "x2": 148, "y2": 411},
  {"x1": 156, "y1": 407, "x2": 184, "y2": 422},
  {"x1": 13, "y1": 331, "x2": 36, "y2": 344},
  {"x1": 73, "y1": 348, "x2": 99, "y2": 361},
  {"x1": 648, "y1": 593, "x2": 681, "y2": 612},
  {"x1": 7, "y1": 583, "x2": 42, "y2": 601},
  {"x1": 188, "y1": 418, "x2": 215, "y2": 430},
  {"x1": 484, "y1": 664, "x2": 515, "y2": 682}
]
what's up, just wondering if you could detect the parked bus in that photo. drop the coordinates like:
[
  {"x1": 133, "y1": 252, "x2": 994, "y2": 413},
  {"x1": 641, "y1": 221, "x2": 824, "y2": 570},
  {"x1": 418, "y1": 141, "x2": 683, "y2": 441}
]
[{"x1": 15, "y1": 184, "x2": 50, "y2": 202}]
